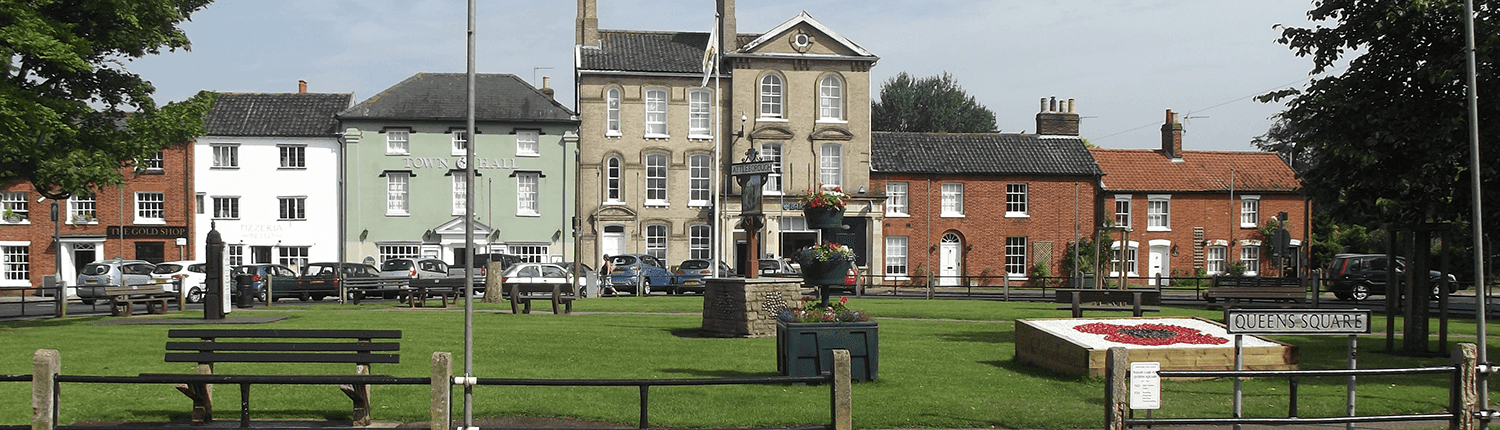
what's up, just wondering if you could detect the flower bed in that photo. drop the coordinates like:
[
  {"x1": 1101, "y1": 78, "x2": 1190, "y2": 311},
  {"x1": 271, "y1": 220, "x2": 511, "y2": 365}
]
[{"x1": 1015, "y1": 316, "x2": 1297, "y2": 377}]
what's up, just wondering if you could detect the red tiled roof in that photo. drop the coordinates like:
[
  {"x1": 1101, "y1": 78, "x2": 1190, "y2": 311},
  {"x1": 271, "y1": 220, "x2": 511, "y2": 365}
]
[{"x1": 1089, "y1": 149, "x2": 1301, "y2": 193}]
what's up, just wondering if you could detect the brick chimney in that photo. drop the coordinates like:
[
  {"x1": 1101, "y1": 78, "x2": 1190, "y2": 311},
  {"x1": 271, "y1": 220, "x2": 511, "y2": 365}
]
[
  {"x1": 576, "y1": 0, "x2": 599, "y2": 47},
  {"x1": 541, "y1": 76, "x2": 555, "y2": 100},
  {"x1": 298, "y1": 80, "x2": 307, "y2": 93},
  {"x1": 1035, "y1": 96, "x2": 1079, "y2": 136},
  {"x1": 717, "y1": 0, "x2": 737, "y2": 52},
  {"x1": 1161, "y1": 109, "x2": 1184, "y2": 159}
]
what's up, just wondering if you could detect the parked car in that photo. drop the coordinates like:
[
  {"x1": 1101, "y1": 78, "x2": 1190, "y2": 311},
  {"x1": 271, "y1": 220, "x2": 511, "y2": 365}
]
[
  {"x1": 1324, "y1": 253, "x2": 1461, "y2": 301},
  {"x1": 302, "y1": 262, "x2": 381, "y2": 300},
  {"x1": 380, "y1": 258, "x2": 450, "y2": 279},
  {"x1": 448, "y1": 253, "x2": 523, "y2": 281},
  {"x1": 606, "y1": 254, "x2": 673, "y2": 296},
  {"x1": 671, "y1": 259, "x2": 733, "y2": 295},
  {"x1": 151, "y1": 260, "x2": 207, "y2": 303},
  {"x1": 558, "y1": 262, "x2": 597, "y2": 297},
  {"x1": 825, "y1": 264, "x2": 862, "y2": 294},
  {"x1": 758, "y1": 257, "x2": 801, "y2": 278},
  {"x1": 499, "y1": 263, "x2": 575, "y2": 297},
  {"x1": 76, "y1": 258, "x2": 156, "y2": 305},
  {"x1": 230, "y1": 263, "x2": 301, "y2": 302}
]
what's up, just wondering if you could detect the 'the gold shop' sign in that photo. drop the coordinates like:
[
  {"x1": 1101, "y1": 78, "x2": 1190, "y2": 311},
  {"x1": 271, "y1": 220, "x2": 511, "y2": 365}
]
[{"x1": 106, "y1": 225, "x2": 188, "y2": 238}]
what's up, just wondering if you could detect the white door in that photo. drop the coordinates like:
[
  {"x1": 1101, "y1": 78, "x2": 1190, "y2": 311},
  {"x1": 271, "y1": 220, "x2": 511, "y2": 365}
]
[
  {"x1": 1148, "y1": 245, "x2": 1169, "y2": 286},
  {"x1": 602, "y1": 225, "x2": 625, "y2": 257},
  {"x1": 939, "y1": 233, "x2": 961, "y2": 286}
]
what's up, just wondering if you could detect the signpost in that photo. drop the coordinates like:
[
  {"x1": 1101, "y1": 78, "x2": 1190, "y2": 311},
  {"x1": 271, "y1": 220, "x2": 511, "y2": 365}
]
[{"x1": 1226, "y1": 309, "x2": 1371, "y2": 430}]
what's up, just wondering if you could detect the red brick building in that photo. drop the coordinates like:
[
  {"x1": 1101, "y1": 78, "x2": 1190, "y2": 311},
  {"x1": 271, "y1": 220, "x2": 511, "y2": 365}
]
[
  {"x1": 0, "y1": 145, "x2": 195, "y2": 296},
  {"x1": 1089, "y1": 110, "x2": 1306, "y2": 284},
  {"x1": 869, "y1": 98, "x2": 1103, "y2": 286}
]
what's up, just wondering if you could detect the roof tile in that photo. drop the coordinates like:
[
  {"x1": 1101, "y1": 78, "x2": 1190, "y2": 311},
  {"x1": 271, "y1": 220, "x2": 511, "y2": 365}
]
[
  {"x1": 1089, "y1": 148, "x2": 1301, "y2": 192},
  {"x1": 338, "y1": 73, "x2": 576, "y2": 123},
  {"x1": 871, "y1": 132, "x2": 1102, "y2": 176},
  {"x1": 205, "y1": 92, "x2": 352, "y2": 137}
]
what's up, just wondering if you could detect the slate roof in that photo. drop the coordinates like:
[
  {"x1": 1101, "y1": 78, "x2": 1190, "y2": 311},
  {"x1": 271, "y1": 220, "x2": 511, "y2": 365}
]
[
  {"x1": 1089, "y1": 149, "x2": 1301, "y2": 193},
  {"x1": 338, "y1": 73, "x2": 577, "y2": 123},
  {"x1": 871, "y1": 132, "x2": 1103, "y2": 176},
  {"x1": 204, "y1": 92, "x2": 352, "y2": 137},
  {"x1": 579, "y1": 30, "x2": 760, "y2": 74}
]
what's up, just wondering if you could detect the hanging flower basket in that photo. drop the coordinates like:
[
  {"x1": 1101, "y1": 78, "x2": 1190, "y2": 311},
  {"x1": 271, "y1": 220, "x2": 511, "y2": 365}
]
[
  {"x1": 793, "y1": 242, "x2": 855, "y2": 285},
  {"x1": 799, "y1": 184, "x2": 848, "y2": 229},
  {"x1": 804, "y1": 207, "x2": 844, "y2": 229}
]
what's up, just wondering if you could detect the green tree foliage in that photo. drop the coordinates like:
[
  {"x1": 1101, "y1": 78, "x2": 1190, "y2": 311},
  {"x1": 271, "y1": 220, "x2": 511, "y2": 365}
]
[
  {"x1": 0, "y1": 0, "x2": 217, "y2": 199},
  {"x1": 871, "y1": 72, "x2": 997, "y2": 133},
  {"x1": 1259, "y1": 0, "x2": 1499, "y2": 232}
]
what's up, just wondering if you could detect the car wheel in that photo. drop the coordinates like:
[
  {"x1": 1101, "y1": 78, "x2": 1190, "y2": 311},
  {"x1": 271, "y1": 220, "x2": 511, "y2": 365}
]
[
  {"x1": 1334, "y1": 292, "x2": 1352, "y2": 301},
  {"x1": 298, "y1": 292, "x2": 311, "y2": 301},
  {"x1": 1350, "y1": 284, "x2": 1371, "y2": 301},
  {"x1": 312, "y1": 294, "x2": 326, "y2": 302},
  {"x1": 640, "y1": 278, "x2": 651, "y2": 296},
  {"x1": 187, "y1": 287, "x2": 204, "y2": 304},
  {"x1": 81, "y1": 299, "x2": 95, "y2": 305}
]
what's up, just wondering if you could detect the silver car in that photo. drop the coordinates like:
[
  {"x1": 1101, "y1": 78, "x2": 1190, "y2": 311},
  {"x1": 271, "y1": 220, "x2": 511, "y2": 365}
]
[
  {"x1": 76, "y1": 259, "x2": 156, "y2": 305},
  {"x1": 379, "y1": 258, "x2": 450, "y2": 279}
]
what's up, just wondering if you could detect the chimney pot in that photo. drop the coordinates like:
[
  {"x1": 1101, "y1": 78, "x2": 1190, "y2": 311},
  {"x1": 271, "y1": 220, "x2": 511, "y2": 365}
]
[
  {"x1": 540, "y1": 76, "x2": 555, "y2": 100},
  {"x1": 1067, "y1": 98, "x2": 1075, "y2": 114},
  {"x1": 1161, "y1": 109, "x2": 1184, "y2": 159},
  {"x1": 1049, "y1": 96, "x2": 1057, "y2": 113},
  {"x1": 1036, "y1": 96, "x2": 1080, "y2": 136},
  {"x1": 298, "y1": 80, "x2": 307, "y2": 93}
]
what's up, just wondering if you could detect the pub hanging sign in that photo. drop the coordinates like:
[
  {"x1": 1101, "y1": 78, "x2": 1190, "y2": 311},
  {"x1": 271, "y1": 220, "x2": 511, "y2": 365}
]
[{"x1": 106, "y1": 225, "x2": 188, "y2": 238}]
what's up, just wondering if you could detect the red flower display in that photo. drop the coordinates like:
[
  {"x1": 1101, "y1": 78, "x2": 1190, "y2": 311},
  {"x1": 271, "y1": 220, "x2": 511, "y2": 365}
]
[{"x1": 1072, "y1": 322, "x2": 1229, "y2": 346}]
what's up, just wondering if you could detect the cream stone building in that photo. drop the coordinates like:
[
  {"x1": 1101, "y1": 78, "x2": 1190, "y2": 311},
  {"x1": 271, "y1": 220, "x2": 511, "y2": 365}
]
[{"x1": 574, "y1": 0, "x2": 881, "y2": 277}]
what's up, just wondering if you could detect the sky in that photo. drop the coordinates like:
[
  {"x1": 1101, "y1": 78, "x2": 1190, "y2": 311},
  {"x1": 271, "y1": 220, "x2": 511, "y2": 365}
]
[{"x1": 127, "y1": 0, "x2": 1330, "y2": 151}]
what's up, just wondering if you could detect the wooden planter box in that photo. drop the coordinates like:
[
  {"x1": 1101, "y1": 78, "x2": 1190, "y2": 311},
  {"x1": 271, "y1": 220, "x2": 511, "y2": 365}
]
[{"x1": 776, "y1": 320, "x2": 878, "y2": 381}]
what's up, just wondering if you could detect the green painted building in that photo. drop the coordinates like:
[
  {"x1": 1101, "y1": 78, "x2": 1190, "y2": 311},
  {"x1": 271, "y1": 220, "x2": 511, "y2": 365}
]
[{"x1": 338, "y1": 73, "x2": 580, "y2": 266}]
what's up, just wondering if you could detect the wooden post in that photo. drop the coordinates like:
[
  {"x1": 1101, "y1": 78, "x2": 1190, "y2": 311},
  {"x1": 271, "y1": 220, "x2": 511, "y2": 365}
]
[
  {"x1": 431, "y1": 352, "x2": 452, "y2": 430},
  {"x1": 32, "y1": 349, "x2": 58, "y2": 430},
  {"x1": 832, "y1": 349, "x2": 852, "y2": 430},
  {"x1": 1455, "y1": 343, "x2": 1478, "y2": 430},
  {"x1": 1105, "y1": 347, "x2": 1128, "y2": 430}
]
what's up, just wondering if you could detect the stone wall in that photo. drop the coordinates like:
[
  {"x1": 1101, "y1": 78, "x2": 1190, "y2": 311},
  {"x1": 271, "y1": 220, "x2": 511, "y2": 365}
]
[{"x1": 701, "y1": 277, "x2": 803, "y2": 338}]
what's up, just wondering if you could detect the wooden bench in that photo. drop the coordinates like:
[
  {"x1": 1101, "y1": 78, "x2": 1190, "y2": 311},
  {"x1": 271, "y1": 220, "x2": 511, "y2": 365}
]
[
  {"x1": 1203, "y1": 276, "x2": 1307, "y2": 309},
  {"x1": 104, "y1": 284, "x2": 176, "y2": 316},
  {"x1": 161, "y1": 329, "x2": 401, "y2": 427},
  {"x1": 1054, "y1": 289, "x2": 1162, "y2": 317},
  {"x1": 400, "y1": 281, "x2": 460, "y2": 308},
  {"x1": 509, "y1": 282, "x2": 578, "y2": 315}
]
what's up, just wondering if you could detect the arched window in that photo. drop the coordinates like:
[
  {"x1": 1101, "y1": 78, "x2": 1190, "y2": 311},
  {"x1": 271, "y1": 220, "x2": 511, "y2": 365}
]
[
  {"x1": 606, "y1": 88, "x2": 621, "y2": 136},
  {"x1": 818, "y1": 75, "x2": 843, "y2": 120},
  {"x1": 759, "y1": 74, "x2": 783, "y2": 118},
  {"x1": 605, "y1": 157, "x2": 622, "y2": 203}
]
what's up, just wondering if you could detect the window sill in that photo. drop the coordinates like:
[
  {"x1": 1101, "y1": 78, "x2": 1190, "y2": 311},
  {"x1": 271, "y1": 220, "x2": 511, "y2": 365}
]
[
  {"x1": 885, "y1": 213, "x2": 909, "y2": 218},
  {"x1": 884, "y1": 276, "x2": 910, "y2": 281},
  {"x1": 815, "y1": 119, "x2": 848, "y2": 125},
  {"x1": 277, "y1": 167, "x2": 308, "y2": 170},
  {"x1": 605, "y1": 131, "x2": 622, "y2": 138},
  {"x1": 516, "y1": 212, "x2": 540, "y2": 218},
  {"x1": 278, "y1": 218, "x2": 306, "y2": 222},
  {"x1": 756, "y1": 117, "x2": 788, "y2": 123},
  {"x1": 66, "y1": 221, "x2": 99, "y2": 226},
  {"x1": 386, "y1": 213, "x2": 410, "y2": 217},
  {"x1": 1240, "y1": 224, "x2": 1259, "y2": 229},
  {"x1": 212, "y1": 218, "x2": 239, "y2": 221},
  {"x1": 604, "y1": 201, "x2": 625, "y2": 206},
  {"x1": 517, "y1": 152, "x2": 540, "y2": 158},
  {"x1": 1, "y1": 220, "x2": 30, "y2": 225},
  {"x1": 644, "y1": 201, "x2": 670, "y2": 208},
  {"x1": 386, "y1": 152, "x2": 410, "y2": 156},
  {"x1": 1005, "y1": 213, "x2": 1029, "y2": 218},
  {"x1": 1147, "y1": 226, "x2": 1170, "y2": 232},
  {"x1": 210, "y1": 167, "x2": 240, "y2": 170},
  {"x1": 940, "y1": 213, "x2": 965, "y2": 218},
  {"x1": 689, "y1": 202, "x2": 710, "y2": 208},
  {"x1": 643, "y1": 134, "x2": 670, "y2": 140},
  {"x1": 688, "y1": 134, "x2": 714, "y2": 141},
  {"x1": 135, "y1": 219, "x2": 166, "y2": 225}
]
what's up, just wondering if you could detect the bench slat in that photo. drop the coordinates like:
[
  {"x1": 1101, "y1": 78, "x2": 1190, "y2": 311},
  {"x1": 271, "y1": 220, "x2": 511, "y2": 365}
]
[
  {"x1": 167, "y1": 329, "x2": 402, "y2": 339},
  {"x1": 165, "y1": 342, "x2": 400, "y2": 352},
  {"x1": 165, "y1": 352, "x2": 400, "y2": 364}
]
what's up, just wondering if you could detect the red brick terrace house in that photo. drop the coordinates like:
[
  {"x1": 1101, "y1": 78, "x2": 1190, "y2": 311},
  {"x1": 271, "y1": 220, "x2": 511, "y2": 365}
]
[
  {"x1": 869, "y1": 98, "x2": 1103, "y2": 286},
  {"x1": 1089, "y1": 110, "x2": 1306, "y2": 285}
]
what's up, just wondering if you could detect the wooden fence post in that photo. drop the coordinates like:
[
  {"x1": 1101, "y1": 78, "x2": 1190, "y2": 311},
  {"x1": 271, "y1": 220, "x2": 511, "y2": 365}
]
[
  {"x1": 1455, "y1": 343, "x2": 1478, "y2": 430},
  {"x1": 1105, "y1": 347, "x2": 1128, "y2": 430},
  {"x1": 32, "y1": 349, "x2": 58, "y2": 430},
  {"x1": 832, "y1": 349, "x2": 851, "y2": 430},
  {"x1": 431, "y1": 352, "x2": 452, "y2": 430}
]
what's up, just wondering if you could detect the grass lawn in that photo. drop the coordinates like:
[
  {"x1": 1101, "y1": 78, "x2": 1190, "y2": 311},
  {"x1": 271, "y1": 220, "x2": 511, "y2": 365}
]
[{"x1": 1, "y1": 297, "x2": 1496, "y2": 429}]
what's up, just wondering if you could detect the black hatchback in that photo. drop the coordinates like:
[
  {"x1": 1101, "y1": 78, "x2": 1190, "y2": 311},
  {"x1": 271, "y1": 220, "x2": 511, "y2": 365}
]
[{"x1": 1324, "y1": 253, "x2": 1460, "y2": 301}]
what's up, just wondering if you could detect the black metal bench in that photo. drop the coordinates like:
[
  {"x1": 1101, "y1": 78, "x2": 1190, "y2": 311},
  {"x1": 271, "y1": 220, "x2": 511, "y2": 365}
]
[
  {"x1": 1203, "y1": 276, "x2": 1307, "y2": 308},
  {"x1": 509, "y1": 282, "x2": 577, "y2": 315},
  {"x1": 104, "y1": 284, "x2": 176, "y2": 316},
  {"x1": 1054, "y1": 289, "x2": 1162, "y2": 317},
  {"x1": 160, "y1": 329, "x2": 401, "y2": 427}
]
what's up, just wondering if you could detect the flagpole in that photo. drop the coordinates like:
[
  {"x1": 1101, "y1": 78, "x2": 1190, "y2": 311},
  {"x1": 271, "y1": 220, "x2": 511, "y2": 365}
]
[{"x1": 709, "y1": 13, "x2": 723, "y2": 277}]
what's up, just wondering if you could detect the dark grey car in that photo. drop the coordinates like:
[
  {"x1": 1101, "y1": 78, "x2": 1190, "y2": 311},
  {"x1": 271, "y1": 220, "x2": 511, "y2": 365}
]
[{"x1": 1324, "y1": 253, "x2": 1460, "y2": 301}]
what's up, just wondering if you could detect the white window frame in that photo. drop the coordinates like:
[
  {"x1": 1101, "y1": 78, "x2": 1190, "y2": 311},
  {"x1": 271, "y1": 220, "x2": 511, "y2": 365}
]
[
  {"x1": 818, "y1": 75, "x2": 844, "y2": 122},
  {"x1": 941, "y1": 183, "x2": 964, "y2": 217},
  {"x1": 278, "y1": 246, "x2": 309, "y2": 272},
  {"x1": 227, "y1": 244, "x2": 245, "y2": 266},
  {"x1": 135, "y1": 192, "x2": 165, "y2": 225},
  {"x1": 509, "y1": 244, "x2": 550, "y2": 263},
  {"x1": 605, "y1": 157, "x2": 622, "y2": 204},
  {"x1": 1147, "y1": 195, "x2": 1171, "y2": 232},
  {"x1": 516, "y1": 129, "x2": 540, "y2": 157},
  {"x1": 452, "y1": 174, "x2": 467, "y2": 216},
  {"x1": 645, "y1": 224, "x2": 667, "y2": 260},
  {"x1": 0, "y1": 242, "x2": 30, "y2": 287},
  {"x1": 142, "y1": 151, "x2": 164, "y2": 172},
  {"x1": 386, "y1": 173, "x2": 410, "y2": 216},
  {"x1": 213, "y1": 196, "x2": 239, "y2": 220},
  {"x1": 605, "y1": 88, "x2": 622, "y2": 137},
  {"x1": 759, "y1": 74, "x2": 783, "y2": 119},
  {"x1": 645, "y1": 153, "x2": 668, "y2": 206},
  {"x1": 884, "y1": 236, "x2": 908, "y2": 280},
  {"x1": 451, "y1": 130, "x2": 468, "y2": 156},
  {"x1": 886, "y1": 182, "x2": 908, "y2": 216},
  {"x1": 378, "y1": 244, "x2": 421, "y2": 262},
  {"x1": 1109, "y1": 241, "x2": 1139, "y2": 277},
  {"x1": 688, "y1": 89, "x2": 712, "y2": 139},
  {"x1": 1005, "y1": 183, "x2": 1028, "y2": 217},
  {"x1": 1241, "y1": 244, "x2": 1261, "y2": 276},
  {"x1": 386, "y1": 130, "x2": 410, "y2": 155},
  {"x1": 1005, "y1": 236, "x2": 1028, "y2": 277},
  {"x1": 688, "y1": 154, "x2": 710, "y2": 207},
  {"x1": 761, "y1": 142, "x2": 783, "y2": 195},
  {"x1": 644, "y1": 88, "x2": 668, "y2": 138},
  {"x1": 278, "y1": 145, "x2": 306, "y2": 169},
  {"x1": 1113, "y1": 194, "x2": 1132, "y2": 229},
  {"x1": 819, "y1": 143, "x2": 842, "y2": 188},
  {"x1": 689, "y1": 225, "x2": 710, "y2": 260},
  {"x1": 1, "y1": 191, "x2": 28, "y2": 224},
  {"x1": 1241, "y1": 195, "x2": 1261, "y2": 228},
  {"x1": 517, "y1": 172, "x2": 539, "y2": 216},
  {"x1": 279, "y1": 196, "x2": 306, "y2": 221},
  {"x1": 67, "y1": 194, "x2": 96, "y2": 225},
  {"x1": 1206, "y1": 245, "x2": 1227, "y2": 275},
  {"x1": 212, "y1": 144, "x2": 238, "y2": 169}
]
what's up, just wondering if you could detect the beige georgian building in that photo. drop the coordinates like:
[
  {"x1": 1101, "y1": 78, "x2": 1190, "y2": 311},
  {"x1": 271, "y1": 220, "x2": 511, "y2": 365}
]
[{"x1": 574, "y1": 0, "x2": 882, "y2": 274}]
